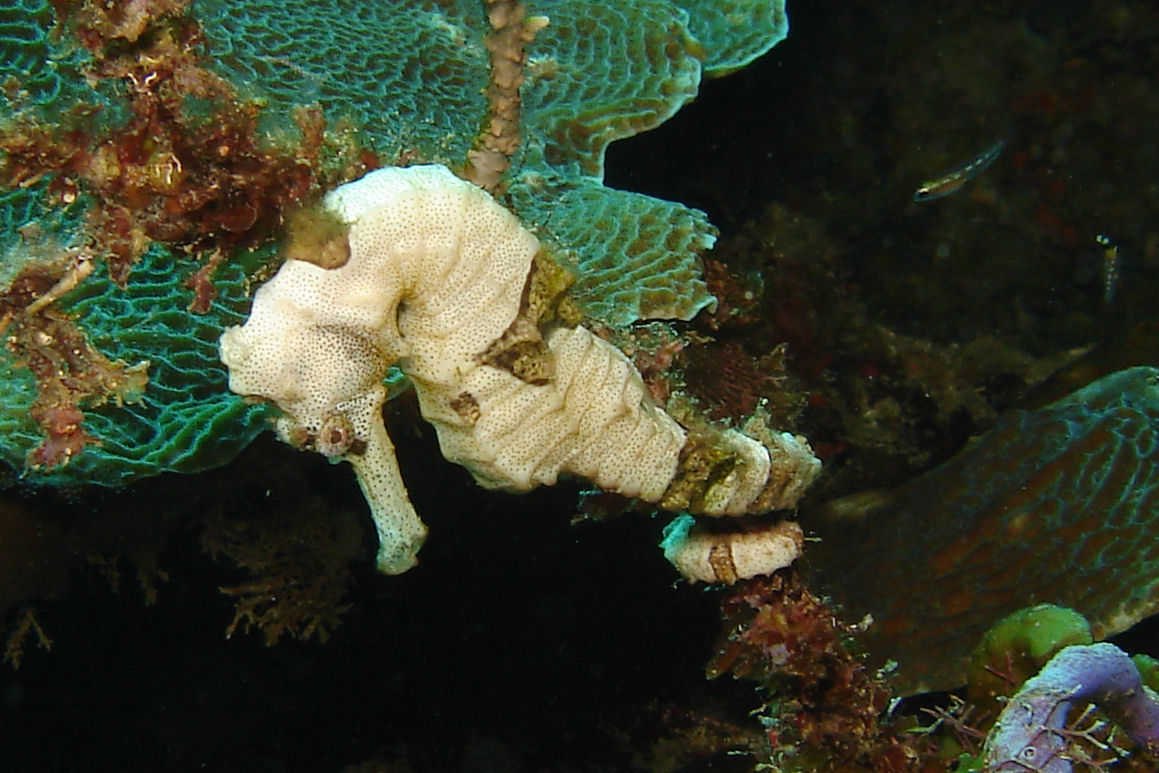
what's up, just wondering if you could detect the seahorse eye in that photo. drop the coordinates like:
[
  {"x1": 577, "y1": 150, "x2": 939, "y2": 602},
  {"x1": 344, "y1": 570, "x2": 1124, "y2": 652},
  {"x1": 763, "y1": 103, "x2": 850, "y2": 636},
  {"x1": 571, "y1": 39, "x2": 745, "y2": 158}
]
[{"x1": 315, "y1": 414, "x2": 356, "y2": 457}]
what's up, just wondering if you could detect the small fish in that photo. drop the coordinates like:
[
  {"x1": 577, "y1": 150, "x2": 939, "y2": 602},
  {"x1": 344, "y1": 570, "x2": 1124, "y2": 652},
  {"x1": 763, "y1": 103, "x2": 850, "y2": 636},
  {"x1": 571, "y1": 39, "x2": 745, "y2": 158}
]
[
  {"x1": 1096, "y1": 234, "x2": 1120, "y2": 305},
  {"x1": 913, "y1": 140, "x2": 1006, "y2": 202}
]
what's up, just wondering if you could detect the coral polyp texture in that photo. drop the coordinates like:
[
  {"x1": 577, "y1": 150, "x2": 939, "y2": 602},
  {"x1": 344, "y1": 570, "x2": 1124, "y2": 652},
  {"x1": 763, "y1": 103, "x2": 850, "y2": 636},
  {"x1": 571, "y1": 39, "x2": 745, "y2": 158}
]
[
  {"x1": 805, "y1": 367, "x2": 1159, "y2": 694},
  {"x1": 0, "y1": 0, "x2": 789, "y2": 485},
  {"x1": 194, "y1": 0, "x2": 787, "y2": 325},
  {"x1": 221, "y1": 165, "x2": 820, "y2": 574},
  {"x1": 0, "y1": 246, "x2": 269, "y2": 484}
]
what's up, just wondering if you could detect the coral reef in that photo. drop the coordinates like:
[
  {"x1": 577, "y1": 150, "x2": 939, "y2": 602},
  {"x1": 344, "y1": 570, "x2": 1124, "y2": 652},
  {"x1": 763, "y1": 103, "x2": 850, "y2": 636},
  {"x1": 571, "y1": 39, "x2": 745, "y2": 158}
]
[
  {"x1": 804, "y1": 367, "x2": 1159, "y2": 694},
  {"x1": 6, "y1": 0, "x2": 1159, "y2": 769},
  {"x1": 194, "y1": 0, "x2": 784, "y2": 325},
  {"x1": 707, "y1": 572, "x2": 924, "y2": 771},
  {"x1": 0, "y1": 251, "x2": 147, "y2": 469},
  {"x1": 965, "y1": 604, "x2": 1094, "y2": 721},
  {"x1": 0, "y1": 245, "x2": 269, "y2": 484},
  {"x1": 0, "y1": 2, "x2": 361, "y2": 482},
  {"x1": 902, "y1": 604, "x2": 1159, "y2": 771},
  {"x1": 1, "y1": 0, "x2": 791, "y2": 487}
]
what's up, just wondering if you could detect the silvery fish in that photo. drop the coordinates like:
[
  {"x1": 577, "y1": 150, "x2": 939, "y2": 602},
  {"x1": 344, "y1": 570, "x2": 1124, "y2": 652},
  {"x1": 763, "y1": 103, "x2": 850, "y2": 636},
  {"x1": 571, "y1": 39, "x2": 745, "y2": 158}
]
[{"x1": 913, "y1": 140, "x2": 1006, "y2": 202}]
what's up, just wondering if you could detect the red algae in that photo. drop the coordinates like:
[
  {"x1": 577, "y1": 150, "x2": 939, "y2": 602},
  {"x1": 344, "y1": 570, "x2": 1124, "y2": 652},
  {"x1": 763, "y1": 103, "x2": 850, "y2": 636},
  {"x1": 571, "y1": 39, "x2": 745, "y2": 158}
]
[
  {"x1": 3, "y1": 2, "x2": 375, "y2": 290},
  {"x1": 0, "y1": 1, "x2": 377, "y2": 466},
  {"x1": 709, "y1": 572, "x2": 928, "y2": 771},
  {"x1": 0, "y1": 259, "x2": 148, "y2": 469}
]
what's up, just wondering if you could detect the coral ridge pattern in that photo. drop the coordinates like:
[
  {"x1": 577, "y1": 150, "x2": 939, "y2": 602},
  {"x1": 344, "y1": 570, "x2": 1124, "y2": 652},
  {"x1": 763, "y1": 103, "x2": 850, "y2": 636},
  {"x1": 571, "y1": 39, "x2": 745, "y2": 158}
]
[{"x1": 0, "y1": 0, "x2": 789, "y2": 486}]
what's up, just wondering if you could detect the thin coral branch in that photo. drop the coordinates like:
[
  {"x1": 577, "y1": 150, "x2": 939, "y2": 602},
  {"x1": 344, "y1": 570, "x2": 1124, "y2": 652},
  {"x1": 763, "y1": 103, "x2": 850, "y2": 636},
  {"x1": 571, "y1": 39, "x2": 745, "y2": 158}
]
[
  {"x1": 463, "y1": 0, "x2": 549, "y2": 192},
  {"x1": 3, "y1": 607, "x2": 53, "y2": 669}
]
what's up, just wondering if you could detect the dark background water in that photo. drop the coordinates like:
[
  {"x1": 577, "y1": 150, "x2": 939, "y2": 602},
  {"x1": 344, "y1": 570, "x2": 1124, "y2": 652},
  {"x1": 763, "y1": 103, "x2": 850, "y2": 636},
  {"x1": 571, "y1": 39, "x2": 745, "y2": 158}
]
[{"x1": 5, "y1": 0, "x2": 1159, "y2": 770}]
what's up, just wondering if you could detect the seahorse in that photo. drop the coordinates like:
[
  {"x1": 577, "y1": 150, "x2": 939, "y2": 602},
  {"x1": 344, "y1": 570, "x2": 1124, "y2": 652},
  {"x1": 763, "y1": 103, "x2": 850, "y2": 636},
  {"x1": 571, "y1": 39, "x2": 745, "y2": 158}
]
[{"x1": 220, "y1": 165, "x2": 820, "y2": 574}]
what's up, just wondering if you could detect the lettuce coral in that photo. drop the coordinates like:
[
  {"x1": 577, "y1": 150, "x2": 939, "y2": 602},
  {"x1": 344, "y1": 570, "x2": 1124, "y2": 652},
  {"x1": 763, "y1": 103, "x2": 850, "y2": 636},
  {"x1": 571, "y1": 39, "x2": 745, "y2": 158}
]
[
  {"x1": 0, "y1": 0, "x2": 789, "y2": 485},
  {"x1": 194, "y1": 0, "x2": 788, "y2": 324},
  {"x1": 0, "y1": 245, "x2": 269, "y2": 484}
]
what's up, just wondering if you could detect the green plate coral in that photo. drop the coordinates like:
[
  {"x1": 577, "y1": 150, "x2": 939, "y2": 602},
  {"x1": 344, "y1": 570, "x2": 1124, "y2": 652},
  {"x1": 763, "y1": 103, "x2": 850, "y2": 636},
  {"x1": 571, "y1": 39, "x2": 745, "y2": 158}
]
[
  {"x1": 0, "y1": 0, "x2": 788, "y2": 485},
  {"x1": 196, "y1": 0, "x2": 787, "y2": 324},
  {"x1": 0, "y1": 245, "x2": 269, "y2": 485}
]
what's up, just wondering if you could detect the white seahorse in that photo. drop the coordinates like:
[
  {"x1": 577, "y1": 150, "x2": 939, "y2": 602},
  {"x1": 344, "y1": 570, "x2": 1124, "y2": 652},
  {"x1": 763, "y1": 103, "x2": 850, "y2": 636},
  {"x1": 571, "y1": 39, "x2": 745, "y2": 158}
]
[{"x1": 220, "y1": 165, "x2": 819, "y2": 576}]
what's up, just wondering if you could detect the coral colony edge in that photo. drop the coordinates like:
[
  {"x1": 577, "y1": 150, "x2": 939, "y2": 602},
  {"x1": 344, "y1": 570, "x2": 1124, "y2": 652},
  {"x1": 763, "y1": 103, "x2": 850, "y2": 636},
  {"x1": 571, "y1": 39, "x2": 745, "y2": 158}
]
[{"x1": 5, "y1": 1, "x2": 1159, "y2": 770}]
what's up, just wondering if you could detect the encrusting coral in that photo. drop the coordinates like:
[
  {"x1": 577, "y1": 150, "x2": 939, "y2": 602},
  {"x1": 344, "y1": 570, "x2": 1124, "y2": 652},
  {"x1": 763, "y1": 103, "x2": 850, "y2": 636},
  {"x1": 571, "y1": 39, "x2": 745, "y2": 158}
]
[
  {"x1": 804, "y1": 366, "x2": 1159, "y2": 694},
  {"x1": 984, "y1": 642, "x2": 1159, "y2": 771},
  {"x1": 919, "y1": 605, "x2": 1156, "y2": 770},
  {"x1": 221, "y1": 164, "x2": 820, "y2": 574}
]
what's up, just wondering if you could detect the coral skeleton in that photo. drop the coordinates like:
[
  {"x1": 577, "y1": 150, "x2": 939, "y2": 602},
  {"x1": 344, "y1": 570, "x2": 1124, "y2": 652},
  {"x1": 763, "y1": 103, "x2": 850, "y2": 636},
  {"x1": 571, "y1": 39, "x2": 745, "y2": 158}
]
[{"x1": 220, "y1": 165, "x2": 819, "y2": 574}]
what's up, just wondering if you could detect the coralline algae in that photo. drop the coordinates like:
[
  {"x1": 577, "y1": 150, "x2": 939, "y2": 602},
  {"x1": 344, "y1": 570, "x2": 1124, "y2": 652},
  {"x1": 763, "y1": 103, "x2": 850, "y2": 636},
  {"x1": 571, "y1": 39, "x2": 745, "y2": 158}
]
[{"x1": 985, "y1": 642, "x2": 1159, "y2": 770}]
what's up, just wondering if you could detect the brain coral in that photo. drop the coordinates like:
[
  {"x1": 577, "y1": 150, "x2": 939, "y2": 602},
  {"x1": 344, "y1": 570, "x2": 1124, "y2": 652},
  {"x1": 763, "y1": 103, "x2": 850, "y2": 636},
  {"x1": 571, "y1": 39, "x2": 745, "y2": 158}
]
[{"x1": 0, "y1": 0, "x2": 789, "y2": 485}]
